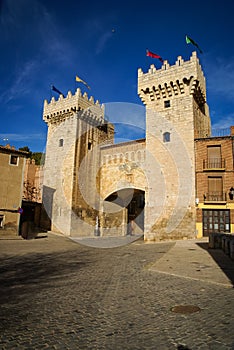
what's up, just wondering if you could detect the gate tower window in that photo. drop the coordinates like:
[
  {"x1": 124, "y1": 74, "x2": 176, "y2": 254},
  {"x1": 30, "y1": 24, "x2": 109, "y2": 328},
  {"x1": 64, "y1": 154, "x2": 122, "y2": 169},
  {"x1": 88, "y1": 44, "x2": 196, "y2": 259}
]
[{"x1": 163, "y1": 132, "x2": 171, "y2": 143}]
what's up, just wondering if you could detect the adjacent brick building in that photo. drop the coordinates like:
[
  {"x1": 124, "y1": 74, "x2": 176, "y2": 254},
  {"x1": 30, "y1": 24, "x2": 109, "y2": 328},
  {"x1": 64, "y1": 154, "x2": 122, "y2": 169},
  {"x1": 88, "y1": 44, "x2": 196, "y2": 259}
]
[{"x1": 195, "y1": 128, "x2": 234, "y2": 237}]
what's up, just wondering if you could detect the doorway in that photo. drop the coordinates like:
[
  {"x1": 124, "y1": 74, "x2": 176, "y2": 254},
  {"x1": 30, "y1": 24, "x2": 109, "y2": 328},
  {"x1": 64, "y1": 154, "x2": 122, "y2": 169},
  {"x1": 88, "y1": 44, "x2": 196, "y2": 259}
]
[
  {"x1": 105, "y1": 188, "x2": 145, "y2": 234},
  {"x1": 203, "y1": 209, "x2": 230, "y2": 236}
]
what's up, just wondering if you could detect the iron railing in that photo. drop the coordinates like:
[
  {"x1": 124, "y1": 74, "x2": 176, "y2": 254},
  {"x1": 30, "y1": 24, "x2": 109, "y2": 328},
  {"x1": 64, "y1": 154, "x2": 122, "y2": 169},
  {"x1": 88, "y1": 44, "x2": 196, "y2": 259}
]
[
  {"x1": 204, "y1": 192, "x2": 227, "y2": 202},
  {"x1": 203, "y1": 158, "x2": 225, "y2": 170}
]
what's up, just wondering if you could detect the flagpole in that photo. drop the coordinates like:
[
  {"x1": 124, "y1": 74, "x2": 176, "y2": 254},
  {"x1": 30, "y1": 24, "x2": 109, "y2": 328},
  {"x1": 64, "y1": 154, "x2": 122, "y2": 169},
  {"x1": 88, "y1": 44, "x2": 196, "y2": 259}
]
[{"x1": 146, "y1": 49, "x2": 150, "y2": 70}]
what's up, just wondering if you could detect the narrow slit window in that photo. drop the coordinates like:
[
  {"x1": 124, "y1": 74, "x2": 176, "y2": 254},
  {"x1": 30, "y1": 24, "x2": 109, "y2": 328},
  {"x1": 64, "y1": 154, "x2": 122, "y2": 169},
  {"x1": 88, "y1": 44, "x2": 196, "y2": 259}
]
[
  {"x1": 88, "y1": 142, "x2": 92, "y2": 150},
  {"x1": 163, "y1": 132, "x2": 171, "y2": 143},
  {"x1": 164, "y1": 100, "x2": 170, "y2": 108},
  {"x1": 59, "y1": 139, "x2": 64, "y2": 147}
]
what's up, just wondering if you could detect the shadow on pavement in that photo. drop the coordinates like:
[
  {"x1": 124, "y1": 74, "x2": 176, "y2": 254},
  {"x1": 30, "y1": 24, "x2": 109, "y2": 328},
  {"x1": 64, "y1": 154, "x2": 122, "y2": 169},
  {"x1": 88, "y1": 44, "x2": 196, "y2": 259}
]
[
  {"x1": 196, "y1": 242, "x2": 234, "y2": 287},
  {"x1": 21, "y1": 230, "x2": 48, "y2": 240},
  {"x1": 0, "y1": 249, "x2": 93, "y2": 307}
]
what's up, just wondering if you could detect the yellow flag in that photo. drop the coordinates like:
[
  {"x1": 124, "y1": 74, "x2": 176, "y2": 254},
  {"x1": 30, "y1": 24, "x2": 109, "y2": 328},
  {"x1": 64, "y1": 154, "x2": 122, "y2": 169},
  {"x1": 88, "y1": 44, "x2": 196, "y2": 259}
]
[{"x1": 75, "y1": 75, "x2": 90, "y2": 89}]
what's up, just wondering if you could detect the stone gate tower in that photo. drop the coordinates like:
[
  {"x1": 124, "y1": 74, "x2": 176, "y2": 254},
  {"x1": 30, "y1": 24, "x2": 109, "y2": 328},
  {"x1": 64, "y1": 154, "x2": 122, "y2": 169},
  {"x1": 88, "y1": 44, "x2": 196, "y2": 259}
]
[
  {"x1": 138, "y1": 51, "x2": 211, "y2": 240},
  {"x1": 42, "y1": 89, "x2": 114, "y2": 236},
  {"x1": 42, "y1": 52, "x2": 211, "y2": 241}
]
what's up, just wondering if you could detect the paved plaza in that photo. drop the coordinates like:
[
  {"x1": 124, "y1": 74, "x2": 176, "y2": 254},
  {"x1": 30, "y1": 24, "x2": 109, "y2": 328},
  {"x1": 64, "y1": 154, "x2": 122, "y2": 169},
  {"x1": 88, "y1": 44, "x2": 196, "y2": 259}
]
[{"x1": 1, "y1": 232, "x2": 234, "y2": 349}]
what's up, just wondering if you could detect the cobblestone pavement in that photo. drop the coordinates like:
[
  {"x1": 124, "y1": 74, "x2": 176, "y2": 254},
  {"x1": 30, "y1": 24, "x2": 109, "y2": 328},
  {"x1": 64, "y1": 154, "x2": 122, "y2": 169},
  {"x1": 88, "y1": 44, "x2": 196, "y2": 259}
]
[{"x1": 0, "y1": 232, "x2": 234, "y2": 350}]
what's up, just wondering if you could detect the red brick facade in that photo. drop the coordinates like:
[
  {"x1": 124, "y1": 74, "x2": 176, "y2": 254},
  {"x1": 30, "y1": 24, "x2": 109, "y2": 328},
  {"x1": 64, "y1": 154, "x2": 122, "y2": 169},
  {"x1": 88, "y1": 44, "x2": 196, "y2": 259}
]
[{"x1": 195, "y1": 130, "x2": 234, "y2": 236}]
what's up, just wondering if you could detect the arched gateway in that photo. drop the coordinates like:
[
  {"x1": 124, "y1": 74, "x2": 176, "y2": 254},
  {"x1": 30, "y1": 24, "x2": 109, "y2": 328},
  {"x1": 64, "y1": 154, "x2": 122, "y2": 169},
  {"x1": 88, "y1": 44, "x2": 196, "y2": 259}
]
[
  {"x1": 42, "y1": 52, "x2": 211, "y2": 241},
  {"x1": 103, "y1": 188, "x2": 145, "y2": 236}
]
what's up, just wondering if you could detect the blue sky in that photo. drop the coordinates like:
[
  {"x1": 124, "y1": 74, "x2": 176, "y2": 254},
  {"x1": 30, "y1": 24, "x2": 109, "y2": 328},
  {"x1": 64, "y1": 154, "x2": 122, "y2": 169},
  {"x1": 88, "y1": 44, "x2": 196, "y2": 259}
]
[{"x1": 0, "y1": 0, "x2": 234, "y2": 152}]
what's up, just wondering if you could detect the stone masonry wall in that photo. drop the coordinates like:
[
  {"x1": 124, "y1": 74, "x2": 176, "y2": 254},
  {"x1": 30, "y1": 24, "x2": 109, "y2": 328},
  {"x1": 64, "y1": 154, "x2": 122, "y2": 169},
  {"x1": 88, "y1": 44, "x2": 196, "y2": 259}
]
[
  {"x1": 43, "y1": 114, "x2": 77, "y2": 235},
  {"x1": 138, "y1": 52, "x2": 210, "y2": 241},
  {"x1": 43, "y1": 89, "x2": 114, "y2": 236},
  {"x1": 99, "y1": 139, "x2": 146, "y2": 199}
]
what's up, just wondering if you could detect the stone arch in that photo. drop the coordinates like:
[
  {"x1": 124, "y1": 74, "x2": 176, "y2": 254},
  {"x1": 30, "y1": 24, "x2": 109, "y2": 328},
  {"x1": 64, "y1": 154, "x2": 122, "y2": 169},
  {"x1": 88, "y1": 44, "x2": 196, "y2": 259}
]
[{"x1": 104, "y1": 187, "x2": 145, "y2": 235}]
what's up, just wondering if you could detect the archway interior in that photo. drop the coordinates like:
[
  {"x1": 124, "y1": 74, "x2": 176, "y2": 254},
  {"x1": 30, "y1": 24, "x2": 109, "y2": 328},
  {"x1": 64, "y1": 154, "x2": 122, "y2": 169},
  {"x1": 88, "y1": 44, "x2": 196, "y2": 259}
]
[{"x1": 105, "y1": 188, "x2": 145, "y2": 233}]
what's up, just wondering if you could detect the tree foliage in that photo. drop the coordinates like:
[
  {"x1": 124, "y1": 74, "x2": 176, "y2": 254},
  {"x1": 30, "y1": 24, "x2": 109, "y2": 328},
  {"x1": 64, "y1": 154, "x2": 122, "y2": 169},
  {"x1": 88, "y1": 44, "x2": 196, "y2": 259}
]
[{"x1": 19, "y1": 146, "x2": 45, "y2": 165}]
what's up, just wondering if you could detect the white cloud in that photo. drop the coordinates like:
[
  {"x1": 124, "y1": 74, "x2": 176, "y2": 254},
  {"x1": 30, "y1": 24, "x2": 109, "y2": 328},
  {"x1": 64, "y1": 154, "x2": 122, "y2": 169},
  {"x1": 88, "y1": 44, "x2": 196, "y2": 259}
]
[
  {"x1": 0, "y1": 0, "x2": 78, "y2": 105},
  {"x1": 81, "y1": 16, "x2": 116, "y2": 55},
  {"x1": 37, "y1": 6, "x2": 75, "y2": 66},
  {"x1": 0, "y1": 133, "x2": 46, "y2": 142},
  {"x1": 2, "y1": 0, "x2": 76, "y2": 64},
  {"x1": 0, "y1": 0, "x2": 25, "y2": 34},
  {"x1": 0, "y1": 60, "x2": 39, "y2": 104},
  {"x1": 96, "y1": 31, "x2": 113, "y2": 55},
  {"x1": 0, "y1": 133, "x2": 47, "y2": 152}
]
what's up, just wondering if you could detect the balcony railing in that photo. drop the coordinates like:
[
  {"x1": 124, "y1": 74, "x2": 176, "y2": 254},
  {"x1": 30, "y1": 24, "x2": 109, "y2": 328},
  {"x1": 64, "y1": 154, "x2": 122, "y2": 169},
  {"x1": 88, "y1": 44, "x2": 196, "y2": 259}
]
[
  {"x1": 203, "y1": 158, "x2": 225, "y2": 170},
  {"x1": 204, "y1": 192, "x2": 227, "y2": 202}
]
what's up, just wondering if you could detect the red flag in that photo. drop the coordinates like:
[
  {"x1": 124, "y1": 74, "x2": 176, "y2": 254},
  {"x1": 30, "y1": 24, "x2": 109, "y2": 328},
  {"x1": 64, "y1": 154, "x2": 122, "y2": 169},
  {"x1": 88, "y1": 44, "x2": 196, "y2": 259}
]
[{"x1": 146, "y1": 49, "x2": 163, "y2": 63}]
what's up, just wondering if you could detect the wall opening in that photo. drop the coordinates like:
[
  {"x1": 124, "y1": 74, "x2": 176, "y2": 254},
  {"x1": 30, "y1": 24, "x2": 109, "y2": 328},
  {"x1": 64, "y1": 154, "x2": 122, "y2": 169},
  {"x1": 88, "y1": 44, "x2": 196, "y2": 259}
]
[
  {"x1": 105, "y1": 188, "x2": 145, "y2": 235},
  {"x1": 0, "y1": 215, "x2": 4, "y2": 228}
]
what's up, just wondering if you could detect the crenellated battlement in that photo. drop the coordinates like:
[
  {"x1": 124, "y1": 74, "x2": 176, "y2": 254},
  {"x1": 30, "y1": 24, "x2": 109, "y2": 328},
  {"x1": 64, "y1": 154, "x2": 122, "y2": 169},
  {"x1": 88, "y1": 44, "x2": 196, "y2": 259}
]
[
  {"x1": 43, "y1": 88, "x2": 105, "y2": 125},
  {"x1": 138, "y1": 51, "x2": 206, "y2": 105}
]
